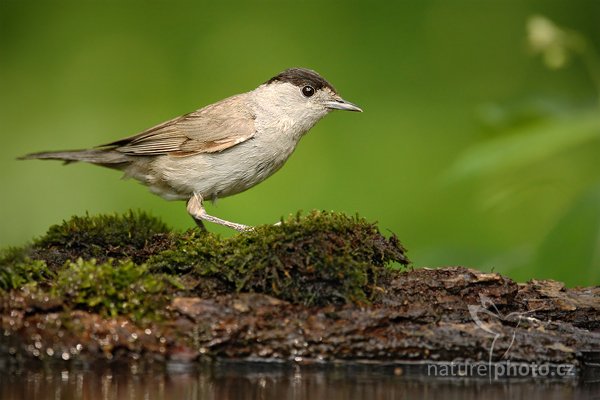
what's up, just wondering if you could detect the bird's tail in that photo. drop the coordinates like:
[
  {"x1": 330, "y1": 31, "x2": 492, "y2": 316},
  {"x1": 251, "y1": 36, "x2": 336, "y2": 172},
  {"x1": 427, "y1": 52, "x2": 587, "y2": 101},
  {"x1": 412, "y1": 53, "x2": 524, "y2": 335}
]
[{"x1": 18, "y1": 149, "x2": 130, "y2": 167}]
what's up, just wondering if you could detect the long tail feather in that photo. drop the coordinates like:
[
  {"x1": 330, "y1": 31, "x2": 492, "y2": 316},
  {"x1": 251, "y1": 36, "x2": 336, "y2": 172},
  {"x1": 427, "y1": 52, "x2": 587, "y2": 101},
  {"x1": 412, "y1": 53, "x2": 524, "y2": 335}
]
[{"x1": 18, "y1": 149, "x2": 130, "y2": 166}]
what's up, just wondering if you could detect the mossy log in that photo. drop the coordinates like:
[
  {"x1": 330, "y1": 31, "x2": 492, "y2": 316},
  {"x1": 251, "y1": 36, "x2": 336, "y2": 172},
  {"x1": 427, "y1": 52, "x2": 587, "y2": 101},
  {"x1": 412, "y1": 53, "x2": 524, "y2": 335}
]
[{"x1": 1, "y1": 212, "x2": 598, "y2": 379}]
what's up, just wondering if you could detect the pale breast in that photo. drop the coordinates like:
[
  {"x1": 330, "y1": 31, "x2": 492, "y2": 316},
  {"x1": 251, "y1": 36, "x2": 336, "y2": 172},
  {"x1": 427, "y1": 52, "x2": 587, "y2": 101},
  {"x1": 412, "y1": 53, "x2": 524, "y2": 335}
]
[{"x1": 133, "y1": 127, "x2": 300, "y2": 201}]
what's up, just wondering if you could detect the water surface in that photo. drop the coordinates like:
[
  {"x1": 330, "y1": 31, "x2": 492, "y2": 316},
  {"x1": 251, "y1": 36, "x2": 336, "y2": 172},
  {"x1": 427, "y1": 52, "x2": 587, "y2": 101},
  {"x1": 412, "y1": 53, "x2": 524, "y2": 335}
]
[{"x1": 1, "y1": 361, "x2": 597, "y2": 400}]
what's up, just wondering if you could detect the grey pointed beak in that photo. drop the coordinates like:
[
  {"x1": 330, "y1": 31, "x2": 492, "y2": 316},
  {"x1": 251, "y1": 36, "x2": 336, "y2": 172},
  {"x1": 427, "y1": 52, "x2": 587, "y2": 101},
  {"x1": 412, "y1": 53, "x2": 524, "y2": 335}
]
[{"x1": 325, "y1": 97, "x2": 363, "y2": 112}]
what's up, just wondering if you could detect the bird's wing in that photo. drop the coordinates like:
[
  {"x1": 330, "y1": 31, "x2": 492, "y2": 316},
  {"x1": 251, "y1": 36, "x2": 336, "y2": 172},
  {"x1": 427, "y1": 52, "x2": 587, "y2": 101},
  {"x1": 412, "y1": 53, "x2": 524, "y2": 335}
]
[{"x1": 101, "y1": 94, "x2": 256, "y2": 156}]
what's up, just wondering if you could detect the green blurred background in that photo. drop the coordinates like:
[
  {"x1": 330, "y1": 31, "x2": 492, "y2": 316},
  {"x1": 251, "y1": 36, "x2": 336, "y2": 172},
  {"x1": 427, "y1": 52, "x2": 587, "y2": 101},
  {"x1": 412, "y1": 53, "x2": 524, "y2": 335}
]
[{"x1": 1, "y1": 1, "x2": 599, "y2": 286}]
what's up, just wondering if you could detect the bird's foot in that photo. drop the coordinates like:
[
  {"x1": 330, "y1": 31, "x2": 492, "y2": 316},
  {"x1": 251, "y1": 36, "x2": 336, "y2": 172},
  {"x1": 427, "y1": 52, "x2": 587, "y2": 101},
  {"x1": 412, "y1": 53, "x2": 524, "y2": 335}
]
[{"x1": 187, "y1": 193, "x2": 252, "y2": 232}]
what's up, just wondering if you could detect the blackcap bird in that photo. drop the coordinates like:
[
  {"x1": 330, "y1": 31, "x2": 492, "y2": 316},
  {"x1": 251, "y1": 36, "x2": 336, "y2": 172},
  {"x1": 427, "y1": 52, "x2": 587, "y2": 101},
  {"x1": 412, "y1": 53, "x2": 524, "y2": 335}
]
[{"x1": 20, "y1": 67, "x2": 362, "y2": 231}]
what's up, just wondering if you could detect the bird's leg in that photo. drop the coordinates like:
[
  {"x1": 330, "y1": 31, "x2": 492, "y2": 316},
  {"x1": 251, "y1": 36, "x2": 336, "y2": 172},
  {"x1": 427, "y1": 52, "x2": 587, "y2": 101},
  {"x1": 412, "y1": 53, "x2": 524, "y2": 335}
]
[
  {"x1": 186, "y1": 193, "x2": 252, "y2": 232},
  {"x1": 192, "y1": 216, "x2": 207, "y2": 232}
]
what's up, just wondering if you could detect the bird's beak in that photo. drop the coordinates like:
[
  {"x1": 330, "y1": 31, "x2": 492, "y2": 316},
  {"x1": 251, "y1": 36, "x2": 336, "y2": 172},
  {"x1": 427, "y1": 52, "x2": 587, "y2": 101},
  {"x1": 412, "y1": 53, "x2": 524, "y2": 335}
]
[{"x1": 325, "y1": 97, "x2": 363, "y2": 112}]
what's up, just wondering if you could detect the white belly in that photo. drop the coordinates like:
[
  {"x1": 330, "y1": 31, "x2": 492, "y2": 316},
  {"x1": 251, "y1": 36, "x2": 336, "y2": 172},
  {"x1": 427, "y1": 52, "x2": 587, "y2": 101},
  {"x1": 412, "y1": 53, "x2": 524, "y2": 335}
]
[{"x1": 126, "y1": 132, "x2": 300, "y2": 201}]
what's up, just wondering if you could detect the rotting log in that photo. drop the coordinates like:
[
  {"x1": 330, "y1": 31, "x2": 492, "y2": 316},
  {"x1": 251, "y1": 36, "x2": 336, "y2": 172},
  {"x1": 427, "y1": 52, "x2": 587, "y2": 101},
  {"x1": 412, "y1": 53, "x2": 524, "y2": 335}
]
[{"x1": 0, "y1": 212, "x2": 598, "y2": 380}]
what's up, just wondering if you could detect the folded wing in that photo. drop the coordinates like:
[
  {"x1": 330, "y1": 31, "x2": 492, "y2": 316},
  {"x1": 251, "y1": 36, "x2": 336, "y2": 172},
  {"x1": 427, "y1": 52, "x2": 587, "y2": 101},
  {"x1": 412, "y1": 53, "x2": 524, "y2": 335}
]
[{"x1": 101, "y1": 93, "x2": 256, "y2": 157}]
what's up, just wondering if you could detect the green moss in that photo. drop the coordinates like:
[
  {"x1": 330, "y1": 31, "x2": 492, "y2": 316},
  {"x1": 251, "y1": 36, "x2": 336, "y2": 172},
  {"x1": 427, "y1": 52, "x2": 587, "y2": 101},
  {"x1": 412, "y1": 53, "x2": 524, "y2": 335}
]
[
  {"x1": 0, "y1": 247, "x2": 53, "y2": 291},
  {"x1": 149, "y1": 211, "x2": 409, "y2": 305},
  {"x1": 53, "y1": 258, "x2": 179, "y2": 322},
  {"x1": 148, "y1": 230, "x2": 223, "y2": 275},
  {"x1": 2, "y1": 210, "x2": 409, "y2": 311},
  {"x1": 33, "y1": 211, "x2": 172, "y2": 268}
]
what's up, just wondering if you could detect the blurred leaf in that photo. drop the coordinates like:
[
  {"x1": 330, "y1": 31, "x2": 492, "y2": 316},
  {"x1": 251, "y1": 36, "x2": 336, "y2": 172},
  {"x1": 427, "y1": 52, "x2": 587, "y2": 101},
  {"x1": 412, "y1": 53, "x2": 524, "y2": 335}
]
[
  {"x1": 445, "y1": 110, "x2": 600, "y2": 181},
  {"x1": 477, "y1": 98, "x2": 576, "y2": 132},
  {"x1": 530, "y1": 184, "x2": 600, "y2": 284}
]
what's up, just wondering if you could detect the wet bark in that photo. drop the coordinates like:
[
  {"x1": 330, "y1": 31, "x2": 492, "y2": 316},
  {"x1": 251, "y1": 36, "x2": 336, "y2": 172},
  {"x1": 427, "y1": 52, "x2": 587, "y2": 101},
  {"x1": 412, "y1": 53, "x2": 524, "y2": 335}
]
[{"x1": 2, "y1": 266, "x2": 599, "y2": 378}]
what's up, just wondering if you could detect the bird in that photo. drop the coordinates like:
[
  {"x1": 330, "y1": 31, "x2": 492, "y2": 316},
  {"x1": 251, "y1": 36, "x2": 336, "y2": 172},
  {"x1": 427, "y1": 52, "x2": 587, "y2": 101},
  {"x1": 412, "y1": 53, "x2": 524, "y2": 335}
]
[{"x1": 20, "y1": 67, "x2": 362, "y2": 231}]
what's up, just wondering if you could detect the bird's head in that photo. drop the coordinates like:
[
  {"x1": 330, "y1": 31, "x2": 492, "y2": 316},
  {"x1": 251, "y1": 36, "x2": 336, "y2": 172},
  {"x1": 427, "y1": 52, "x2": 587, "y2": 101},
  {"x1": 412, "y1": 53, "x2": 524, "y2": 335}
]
[{"x1": 253, "y1": 68, "x2": 362, "y2": 132}]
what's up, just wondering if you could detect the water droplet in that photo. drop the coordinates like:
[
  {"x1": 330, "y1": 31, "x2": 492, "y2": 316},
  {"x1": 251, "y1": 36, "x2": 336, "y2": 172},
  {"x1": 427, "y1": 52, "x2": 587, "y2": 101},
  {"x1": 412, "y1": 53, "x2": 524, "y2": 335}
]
[
  {"x1": 259, "y1": 378, "x2": 267, "y2": 388},
  {"x1": 46, "y1": 348, "x2": 55, "y2": 356},
  {"x1": 61, "y1": 352, "x2": 70, "y2": 360}
]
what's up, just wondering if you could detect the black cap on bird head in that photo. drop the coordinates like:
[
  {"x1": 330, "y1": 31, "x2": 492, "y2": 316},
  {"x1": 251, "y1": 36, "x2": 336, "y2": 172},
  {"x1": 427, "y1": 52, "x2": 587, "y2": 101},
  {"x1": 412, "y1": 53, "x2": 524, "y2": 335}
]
[{"x1": 266, "y1": 68, "x2": 337, "y2": 93}]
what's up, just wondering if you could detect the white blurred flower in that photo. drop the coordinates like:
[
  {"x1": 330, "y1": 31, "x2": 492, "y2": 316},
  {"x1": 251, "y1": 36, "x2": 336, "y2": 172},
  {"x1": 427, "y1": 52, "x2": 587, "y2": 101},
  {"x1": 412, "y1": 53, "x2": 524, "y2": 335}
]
[
  {"x1": 526, "y1": 15, "x2": 569, "y2": 69},
  {"x1": 527, "y1": 16, "x2": 562, "y2": 51}
]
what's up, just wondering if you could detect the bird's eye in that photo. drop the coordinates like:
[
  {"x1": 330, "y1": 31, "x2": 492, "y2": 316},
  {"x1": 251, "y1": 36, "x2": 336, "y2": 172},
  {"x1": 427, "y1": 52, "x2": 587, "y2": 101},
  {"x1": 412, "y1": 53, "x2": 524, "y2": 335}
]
[{"x1": 302, "y1": 85, "x2": 315, "y2": 97}]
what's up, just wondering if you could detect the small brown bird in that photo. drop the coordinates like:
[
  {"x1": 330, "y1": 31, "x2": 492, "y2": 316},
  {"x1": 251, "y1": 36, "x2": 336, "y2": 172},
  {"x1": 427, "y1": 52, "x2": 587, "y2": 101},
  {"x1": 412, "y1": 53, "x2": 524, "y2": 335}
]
[{"x1": 20, "y1": 68, "x2": 362, "y2": 231}]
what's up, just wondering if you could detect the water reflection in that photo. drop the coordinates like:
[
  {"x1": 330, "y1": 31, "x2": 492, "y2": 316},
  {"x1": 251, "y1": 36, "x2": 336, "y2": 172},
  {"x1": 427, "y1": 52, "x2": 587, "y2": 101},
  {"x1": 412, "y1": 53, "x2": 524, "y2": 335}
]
[{"x1": 0, "y1": 361, "x2": 597, "y2": 400}]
